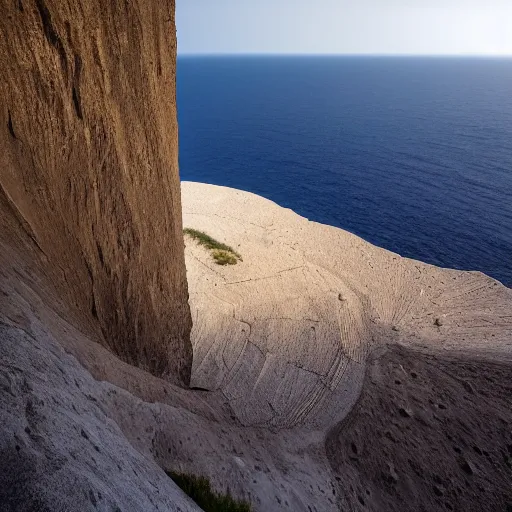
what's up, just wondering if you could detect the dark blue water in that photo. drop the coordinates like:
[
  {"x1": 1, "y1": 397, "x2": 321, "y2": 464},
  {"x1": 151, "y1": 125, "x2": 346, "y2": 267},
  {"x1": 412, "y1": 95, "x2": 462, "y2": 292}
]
[{"x1": 177, "y1": 56, "x2": 512, "y2": 287}]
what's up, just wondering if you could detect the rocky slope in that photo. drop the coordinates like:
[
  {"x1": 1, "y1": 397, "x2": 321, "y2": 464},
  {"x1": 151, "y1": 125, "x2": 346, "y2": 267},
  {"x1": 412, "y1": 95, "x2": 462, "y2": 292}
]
[
  {"x1": 0, "y1": 0, "x2": 192, "y2": 383},
  {"x1": 327, "y1": 345, "x2": 512, "y2": 512},
  {"x1": 1, "y1": 1, "x2": 511, "y2": 510},
  {"x1": 1, "y1": 181, "x2": 511, "y2": 511},
  {"x1": 182, "y1": 182, "x2": 512, "y2": 511},
  {"x1": 183, "y1": 182, "x2": 511, "y2": 429}
]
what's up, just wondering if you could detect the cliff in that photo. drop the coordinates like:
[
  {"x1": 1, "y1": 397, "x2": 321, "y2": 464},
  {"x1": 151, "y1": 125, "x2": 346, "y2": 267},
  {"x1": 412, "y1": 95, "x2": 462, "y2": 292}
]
[
  {"x1": 182, "y1": 182, "x2": 512, "y2": 511},
  {"x1": 0, "y1": 0, "x2": 192, "y2": 383},
  {"x1": 1, "y1": 1, "x2": 511, "y2": 511},
  {"x1": 0, "y1": 180, "x2": 511, "y2": 511},
  {"x1": 183, "y1": 182, "x2": 512, "y2": 430}
]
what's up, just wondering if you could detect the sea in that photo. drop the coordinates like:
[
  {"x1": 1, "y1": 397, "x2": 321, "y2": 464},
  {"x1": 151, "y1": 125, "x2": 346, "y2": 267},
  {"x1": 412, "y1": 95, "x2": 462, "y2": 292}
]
[{"x1": 177, "y1": 56, "x2": 512, "y2": 287}]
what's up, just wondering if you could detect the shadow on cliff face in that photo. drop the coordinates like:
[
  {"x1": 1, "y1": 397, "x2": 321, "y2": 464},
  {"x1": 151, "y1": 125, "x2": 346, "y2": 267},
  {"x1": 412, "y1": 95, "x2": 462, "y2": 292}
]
[
  {"x1": 326, "y1": 344, "x2": 512, "y2": 512},
  {"x1": 1, "y1": 1, "x2": 512, "y2": 511},
  {"x1": 0, "y1": 447, "x2": 52, "y2": 512}
]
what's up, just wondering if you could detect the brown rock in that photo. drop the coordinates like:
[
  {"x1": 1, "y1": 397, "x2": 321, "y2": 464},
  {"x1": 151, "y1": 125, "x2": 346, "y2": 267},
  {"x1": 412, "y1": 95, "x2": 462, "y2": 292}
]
[{"x1": 0, "y1": 0, "x2": 192, "y2": 384}]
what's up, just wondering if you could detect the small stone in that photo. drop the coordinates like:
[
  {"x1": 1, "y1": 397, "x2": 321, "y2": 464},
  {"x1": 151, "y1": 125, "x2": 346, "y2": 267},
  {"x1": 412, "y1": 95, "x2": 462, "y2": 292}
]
[
  {"x1": 434, "y1": 317, "x2": 444, "y2": 327},
  {"x1": 385, "y1": 430, "x2": 397, "y2": 442},
  {"x1": 399, "y1": 407, "x2": 412, "y2": 418},
  {"x1": 387, "y1": 462, "x2": 399, "y2": 483},
  {"x1": 462, "y1": 381, "x2": 475, "y2": 394},
  {"x1": 458, "y1": 456, "x2": 475, "y2": 475}
]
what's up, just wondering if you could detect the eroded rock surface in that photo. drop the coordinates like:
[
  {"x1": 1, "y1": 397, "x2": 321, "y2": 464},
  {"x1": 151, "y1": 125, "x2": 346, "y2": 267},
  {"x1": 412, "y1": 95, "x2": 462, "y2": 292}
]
[
  {"x1": 0, "y1": 322, "x2": 200, "y2": 512},
  {"x1": 182, "y1": 182, "x2": 512, "y2": 432},
  {"x1": 0, "y1": 0, "x2": 192, "y2": 383},
  {"x1": 1, "y1": 2, "x2": 511, "y2": 506},
  {"x1": 327, "y1": 346, "x2": 512, "y2": 512},
  {"x1": 1, "y1": 182, "x2": 511, "y2": 511}
]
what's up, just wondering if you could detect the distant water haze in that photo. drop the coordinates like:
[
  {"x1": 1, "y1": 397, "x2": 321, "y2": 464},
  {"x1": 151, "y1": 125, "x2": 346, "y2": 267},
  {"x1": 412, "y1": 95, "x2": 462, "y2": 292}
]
[{"x1": 177, "y1": 56, "x2": 512, "y2": 287}]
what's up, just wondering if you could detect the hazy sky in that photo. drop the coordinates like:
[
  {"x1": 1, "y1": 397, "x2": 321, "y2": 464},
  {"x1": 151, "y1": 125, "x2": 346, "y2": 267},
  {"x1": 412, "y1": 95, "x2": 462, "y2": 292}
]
[{"x1": 177, "y1": 0, "x2": 512, "y2": 55}]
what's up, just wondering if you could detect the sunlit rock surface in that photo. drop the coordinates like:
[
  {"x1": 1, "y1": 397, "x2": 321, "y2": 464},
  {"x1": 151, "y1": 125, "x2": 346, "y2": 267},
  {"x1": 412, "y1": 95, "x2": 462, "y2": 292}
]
[{"x1": 0, "y1": 0, "x2": 192, "y2": 383}]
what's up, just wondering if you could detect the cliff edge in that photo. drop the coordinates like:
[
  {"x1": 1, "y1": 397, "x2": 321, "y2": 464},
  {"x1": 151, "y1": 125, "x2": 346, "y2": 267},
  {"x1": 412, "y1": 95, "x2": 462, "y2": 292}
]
[
  {"x1": 1, "y1": 2, "x2": 511, "y2": 510},
  {"x1": 0, "y1": 181, "x2": 510, "y2": 511}
]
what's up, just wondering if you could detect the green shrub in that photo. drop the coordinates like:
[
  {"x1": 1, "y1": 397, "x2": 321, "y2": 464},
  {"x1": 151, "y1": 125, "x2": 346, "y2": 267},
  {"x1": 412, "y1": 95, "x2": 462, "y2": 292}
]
[
  {"x1": 212, "y1": 249, "x2": 238, "y2": 265},
  {"x1": 184, "y1": 228, "x2": 241, "y2": 265},
  {"x1": 167, "y1": 471, "x2": 252, "y2": 512}
]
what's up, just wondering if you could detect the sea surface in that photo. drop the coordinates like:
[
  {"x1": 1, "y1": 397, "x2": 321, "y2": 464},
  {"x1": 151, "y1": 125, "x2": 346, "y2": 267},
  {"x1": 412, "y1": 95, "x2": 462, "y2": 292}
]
[{"x1": 177, "y1": 56, "x2": 512, "y2": 287}]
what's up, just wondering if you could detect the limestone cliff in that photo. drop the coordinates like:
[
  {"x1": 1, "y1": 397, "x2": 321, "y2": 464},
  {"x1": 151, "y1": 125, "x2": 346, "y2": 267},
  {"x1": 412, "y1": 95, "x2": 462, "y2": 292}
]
[
  {"x1": 0, "y1": 0, "x2": 192, "y2": 383},
  {"x1": 1, "y1": 2, "x2": 511, "y2": 511},
  {"x1": 0, "y1": 182, "x2": 510, "y2": 511}
]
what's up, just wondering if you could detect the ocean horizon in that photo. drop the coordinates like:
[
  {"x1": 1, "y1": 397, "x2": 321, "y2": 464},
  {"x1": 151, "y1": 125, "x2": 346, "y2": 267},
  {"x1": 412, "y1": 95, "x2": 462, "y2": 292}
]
[
  {"x1": 178, "y1": 53, "x2": 512, "y2": 58},
  {"x1": 177, "y1": 56, "x2": 512, "y2": 287}
]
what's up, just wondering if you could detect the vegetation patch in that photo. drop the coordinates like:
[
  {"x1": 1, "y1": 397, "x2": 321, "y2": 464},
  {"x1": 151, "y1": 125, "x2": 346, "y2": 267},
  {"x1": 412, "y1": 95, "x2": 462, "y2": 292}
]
[
  {"x1": 166, "y1": 471, "x2": 252, "y2": 512},
  {"x1": 184, "y1": 228, "x2": 242, "y2": 265}
]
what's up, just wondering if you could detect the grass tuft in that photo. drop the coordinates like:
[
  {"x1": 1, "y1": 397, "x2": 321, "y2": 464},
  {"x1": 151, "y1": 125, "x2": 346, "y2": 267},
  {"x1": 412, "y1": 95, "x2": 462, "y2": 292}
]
[
  {"x1": 184, "y1": 228, "x2": 241, "y2": 265},
  {"x1": 212, "y1": 250, "x2": 238, "y2": 266},
  {"x1": 167, "y1": 471, "x2": 252, "y2": 512}
]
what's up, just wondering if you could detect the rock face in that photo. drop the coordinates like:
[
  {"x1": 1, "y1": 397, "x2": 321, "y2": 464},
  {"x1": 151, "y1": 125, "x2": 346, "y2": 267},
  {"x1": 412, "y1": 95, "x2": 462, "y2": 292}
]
[
  {"x1": 182, "y1": 182, "x2": 512, "y2": 431},
  {"x1": 0, "y1": 0, "x2": 192, "y2": 383},
  {"x1": 181, "y1": 182, "x2": 512, "y2": 511},
  {"x1": 326, "y1": 346, "x2": 512, "y2": 512},
  {"x1": 0, "y1": 181, "x2": 511, "y2": 511},
  {"x1": 1, "y1": 2, "x2": 511, "y2": 507}
]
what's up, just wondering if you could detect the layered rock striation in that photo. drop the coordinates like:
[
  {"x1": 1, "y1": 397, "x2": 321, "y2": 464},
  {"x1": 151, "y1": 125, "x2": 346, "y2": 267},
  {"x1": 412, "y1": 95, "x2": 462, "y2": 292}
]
[
  {"x1": 0, "y1": 181, "x2": 511, "y2": 511},
  {"x1": 183, "y1": 182, "x2": 512, "y2": 431},
  {"x1": 0, "y1": 0, "x2": 192, "y2": 383},
  {"x1": 1, "y1": 1, "x2": 511, "y2": 510}
]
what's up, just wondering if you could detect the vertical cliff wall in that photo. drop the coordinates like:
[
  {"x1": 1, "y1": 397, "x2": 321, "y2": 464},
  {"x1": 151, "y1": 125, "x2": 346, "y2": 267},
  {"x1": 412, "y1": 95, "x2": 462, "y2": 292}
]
[{"x1": 0, "y1": 0, "x2": 192, "y2": 384}]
